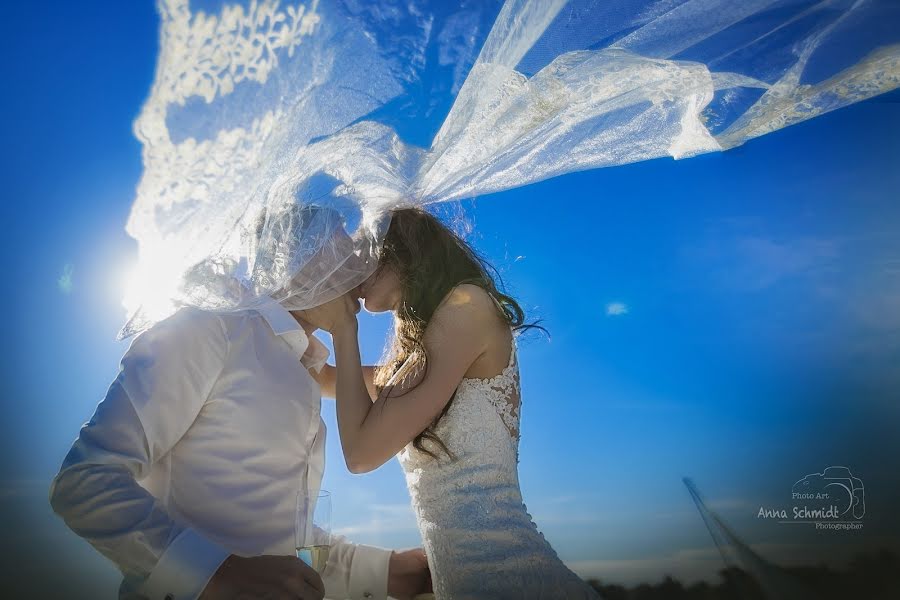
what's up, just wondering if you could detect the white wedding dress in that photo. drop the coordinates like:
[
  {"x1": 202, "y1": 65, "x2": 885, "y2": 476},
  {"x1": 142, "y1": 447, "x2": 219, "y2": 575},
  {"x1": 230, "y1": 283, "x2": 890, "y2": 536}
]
[{"x1": 397, "y1": 333, "x2": 602, "y2": 599}]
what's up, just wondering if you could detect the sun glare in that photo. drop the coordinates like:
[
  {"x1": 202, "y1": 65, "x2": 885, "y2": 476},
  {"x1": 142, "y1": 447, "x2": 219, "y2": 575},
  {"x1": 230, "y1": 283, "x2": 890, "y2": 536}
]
[{"x1": 120, "y1": 250, "x2": 183, "y2": 324}]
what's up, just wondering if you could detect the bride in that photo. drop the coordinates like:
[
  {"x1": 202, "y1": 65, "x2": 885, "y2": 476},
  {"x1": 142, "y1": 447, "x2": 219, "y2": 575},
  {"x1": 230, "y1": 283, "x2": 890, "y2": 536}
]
[{"x1": 301, "y1": 207, "x2": 602, "y2": 599}]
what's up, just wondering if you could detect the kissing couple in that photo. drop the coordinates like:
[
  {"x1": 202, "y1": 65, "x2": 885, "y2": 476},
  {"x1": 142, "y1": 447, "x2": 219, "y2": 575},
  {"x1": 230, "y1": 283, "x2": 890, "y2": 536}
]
[{"x1": 50, "y1": 204, "x2": 602, "y2": 599}]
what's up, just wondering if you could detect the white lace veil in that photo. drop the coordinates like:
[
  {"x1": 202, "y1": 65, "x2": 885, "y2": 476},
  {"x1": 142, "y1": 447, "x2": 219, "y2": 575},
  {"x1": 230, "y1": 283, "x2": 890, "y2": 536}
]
[{"x1": 119, "y1": 0, "x2": 899, "y2": 339}]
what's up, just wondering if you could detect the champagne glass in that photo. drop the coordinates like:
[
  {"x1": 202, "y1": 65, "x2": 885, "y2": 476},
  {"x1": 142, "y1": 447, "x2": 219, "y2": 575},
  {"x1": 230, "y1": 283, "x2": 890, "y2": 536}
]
[{"x1": 295, "y1": 489, "x2": 331, "y2": 573}]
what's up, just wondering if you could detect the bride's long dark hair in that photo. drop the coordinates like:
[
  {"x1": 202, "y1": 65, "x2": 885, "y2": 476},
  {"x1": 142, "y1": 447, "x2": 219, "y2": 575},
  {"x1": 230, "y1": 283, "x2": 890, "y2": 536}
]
[{"x1": 373, "y1": 207, "x2": 546, "y2": 462}]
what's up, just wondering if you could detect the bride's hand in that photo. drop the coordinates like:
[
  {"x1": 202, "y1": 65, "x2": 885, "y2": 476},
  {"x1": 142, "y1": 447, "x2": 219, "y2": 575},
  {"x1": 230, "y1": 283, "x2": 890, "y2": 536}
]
[
  {"x1": 296, "y1": 292, "x2": 361, "y2": 334},
  {"x1": 387, "y1": 548, "x2": 432, "y2": 600}
]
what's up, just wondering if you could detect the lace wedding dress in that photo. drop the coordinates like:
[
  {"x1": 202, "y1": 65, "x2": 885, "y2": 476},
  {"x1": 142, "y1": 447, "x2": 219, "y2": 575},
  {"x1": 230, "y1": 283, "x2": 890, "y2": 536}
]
[{"x1": 397, "y1": 334, "x2": 602, "y2": 599}]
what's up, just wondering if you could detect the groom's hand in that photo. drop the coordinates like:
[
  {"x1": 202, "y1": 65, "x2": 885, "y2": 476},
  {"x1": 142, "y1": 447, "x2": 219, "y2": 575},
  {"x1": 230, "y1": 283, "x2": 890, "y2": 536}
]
[
  {"x1": 296, "y1": 292, "x2": 361, "y2": 334},
  {"x1": 198, "y1": 554, "x2": 325, "y2": 600},
  {"x1": 387, "y1": 548, "x2": 432, "y2": 600}
]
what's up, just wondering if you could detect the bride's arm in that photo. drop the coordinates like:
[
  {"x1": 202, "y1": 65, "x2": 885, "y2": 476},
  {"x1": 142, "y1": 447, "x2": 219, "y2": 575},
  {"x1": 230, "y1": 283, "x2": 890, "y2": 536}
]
[
  {"x1": 313, "y1": 364, "x2": 378, "y2": 400},
  {"x1": 330, "y1": 286, "x2": 491, "y2": 474}
]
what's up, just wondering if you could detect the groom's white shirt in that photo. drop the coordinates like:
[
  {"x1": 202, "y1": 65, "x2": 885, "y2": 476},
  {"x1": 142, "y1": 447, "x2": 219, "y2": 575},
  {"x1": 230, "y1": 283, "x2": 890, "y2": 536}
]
[{"x1": 49, "y1": 299, "x2": 392, "y2": 600}]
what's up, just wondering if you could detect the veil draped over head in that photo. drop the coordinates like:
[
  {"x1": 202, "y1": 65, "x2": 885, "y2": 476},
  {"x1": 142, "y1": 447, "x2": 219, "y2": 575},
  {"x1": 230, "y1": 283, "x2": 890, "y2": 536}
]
[{"x1": 120, "y1": 0, "x2": 899, "y2": 340}]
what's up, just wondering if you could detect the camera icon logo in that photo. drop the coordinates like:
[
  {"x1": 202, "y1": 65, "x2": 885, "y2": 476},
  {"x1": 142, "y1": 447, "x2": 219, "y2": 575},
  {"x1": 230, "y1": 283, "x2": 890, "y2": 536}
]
[{"x1": 792, "y1": 466, "x2": 865, "y2": 520}]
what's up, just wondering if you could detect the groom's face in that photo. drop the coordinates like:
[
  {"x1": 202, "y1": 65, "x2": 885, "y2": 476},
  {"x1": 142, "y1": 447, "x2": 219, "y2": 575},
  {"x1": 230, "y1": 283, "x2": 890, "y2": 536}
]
[{"x1": 358, "y1": 264, "x2": 402, "y2": 313}]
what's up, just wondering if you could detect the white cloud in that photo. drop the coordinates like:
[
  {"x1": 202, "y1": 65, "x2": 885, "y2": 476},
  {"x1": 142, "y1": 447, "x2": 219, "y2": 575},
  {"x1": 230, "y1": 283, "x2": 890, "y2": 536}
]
[
  {"x1": 676, "y1": 215, "x2": 847, "y2": 294},
  {"x1": 58, "y1": 263, "x2": 74, "y2": 294},
  {"x1": 333, "y1": 502, "x2": 419, "y2": 537},
  {"x1": 687, "y1": 233, "x2": 840, "y2": 293},
  {"x1": 606, "y1": 302, "x2": 629, "y2": 316}
]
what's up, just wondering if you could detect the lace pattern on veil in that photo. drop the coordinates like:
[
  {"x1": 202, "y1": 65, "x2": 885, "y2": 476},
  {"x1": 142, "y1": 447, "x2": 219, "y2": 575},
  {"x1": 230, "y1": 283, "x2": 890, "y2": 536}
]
[{"x1": 122, "y1": 0, "x2": 900, "y2": 340}]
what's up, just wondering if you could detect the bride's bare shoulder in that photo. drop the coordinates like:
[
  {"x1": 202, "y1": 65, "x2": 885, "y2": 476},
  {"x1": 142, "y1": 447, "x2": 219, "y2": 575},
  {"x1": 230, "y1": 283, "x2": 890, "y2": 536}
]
[{"x1": 434, "y1": 283, "x2": 503, "y2": 327}]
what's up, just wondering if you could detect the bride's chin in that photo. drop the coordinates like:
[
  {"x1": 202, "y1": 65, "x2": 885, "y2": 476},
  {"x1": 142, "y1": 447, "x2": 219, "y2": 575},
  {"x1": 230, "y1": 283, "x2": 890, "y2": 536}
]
[
  {"x1": 362, "y1": 298, "x2": 383, "y2": 313},
  {"x1": 362, "y1": 294, "x2": 399, "y2": 314}
]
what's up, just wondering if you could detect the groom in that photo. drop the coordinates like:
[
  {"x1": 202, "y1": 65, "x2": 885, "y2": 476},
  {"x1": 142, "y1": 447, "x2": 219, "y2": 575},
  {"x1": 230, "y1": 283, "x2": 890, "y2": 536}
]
[{"x1": 49, "y1": 207, "x2": 430, "y2": 600}]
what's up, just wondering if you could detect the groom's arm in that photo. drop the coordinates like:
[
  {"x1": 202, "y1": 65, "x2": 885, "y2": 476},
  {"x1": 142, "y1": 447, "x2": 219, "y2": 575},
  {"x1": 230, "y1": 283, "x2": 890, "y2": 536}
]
[{"x1": 49, "y1": 307, "x2": 233, "y2": 600}]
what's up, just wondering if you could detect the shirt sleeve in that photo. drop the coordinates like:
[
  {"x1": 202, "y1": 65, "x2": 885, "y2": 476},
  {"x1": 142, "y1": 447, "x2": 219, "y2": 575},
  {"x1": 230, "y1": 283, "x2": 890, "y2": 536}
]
[
  {"x1": 315, "y1": 525, "x2": 394, "y2": 600},
  {"x1": 48, "y1": 307, "x2": 233, "y2": 600}
]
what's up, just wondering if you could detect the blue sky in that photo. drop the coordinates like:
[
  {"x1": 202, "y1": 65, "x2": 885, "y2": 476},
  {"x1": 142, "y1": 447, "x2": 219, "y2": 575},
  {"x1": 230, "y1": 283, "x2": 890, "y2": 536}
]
[{"x1": 2, "y1": 2, "x2": 899, "y2": 597}]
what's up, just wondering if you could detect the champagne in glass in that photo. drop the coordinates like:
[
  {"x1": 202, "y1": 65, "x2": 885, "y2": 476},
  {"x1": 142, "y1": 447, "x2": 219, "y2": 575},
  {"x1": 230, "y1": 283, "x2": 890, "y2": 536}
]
[
  {"x1": 295, "y1": 489, "x2": 331, "y2": 573},
  {"x1": 296, "y1": 544, "x2": 330, "y2": 573}
]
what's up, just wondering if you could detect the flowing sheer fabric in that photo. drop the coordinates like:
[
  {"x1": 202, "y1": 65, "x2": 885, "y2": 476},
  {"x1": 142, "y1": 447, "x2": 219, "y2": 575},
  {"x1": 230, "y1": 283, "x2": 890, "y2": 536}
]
[{"x1": 120, "y1": 0, "x2": 899, "y2": 339}]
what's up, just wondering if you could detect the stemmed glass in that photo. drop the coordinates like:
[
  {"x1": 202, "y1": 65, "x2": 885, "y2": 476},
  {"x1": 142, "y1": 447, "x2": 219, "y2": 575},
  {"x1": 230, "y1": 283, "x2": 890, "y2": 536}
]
[{"x1": 295, "y1": 488, "x2": 331, "y2": 573}]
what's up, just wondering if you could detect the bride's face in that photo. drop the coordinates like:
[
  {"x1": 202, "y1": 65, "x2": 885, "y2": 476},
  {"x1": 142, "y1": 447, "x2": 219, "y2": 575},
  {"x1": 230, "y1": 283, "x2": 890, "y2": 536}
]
[{"x1": 358, "y1": 264, "x2": 402, "y2": 313}]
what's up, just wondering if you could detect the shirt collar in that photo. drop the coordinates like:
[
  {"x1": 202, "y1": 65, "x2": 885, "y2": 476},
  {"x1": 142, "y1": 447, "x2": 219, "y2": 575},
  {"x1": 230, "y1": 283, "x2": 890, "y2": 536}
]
[{"x1": 255, "y1": 298, "x2": 331, "y2": 374}]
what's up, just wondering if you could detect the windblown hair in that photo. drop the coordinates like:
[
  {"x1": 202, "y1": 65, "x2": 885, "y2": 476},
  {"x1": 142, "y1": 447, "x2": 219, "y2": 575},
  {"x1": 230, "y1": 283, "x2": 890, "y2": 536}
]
[{"x1": 373, "y1": 207, "x2": 546, "y2": 462}]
